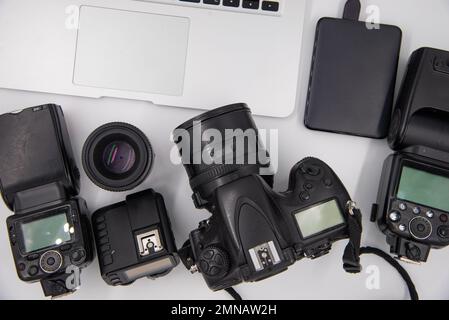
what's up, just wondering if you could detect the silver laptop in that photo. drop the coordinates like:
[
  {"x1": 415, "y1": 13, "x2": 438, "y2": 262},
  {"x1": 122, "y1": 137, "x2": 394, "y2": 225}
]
[{"x1": 0, "y1": 0, "x2": 306, "y2": 117}]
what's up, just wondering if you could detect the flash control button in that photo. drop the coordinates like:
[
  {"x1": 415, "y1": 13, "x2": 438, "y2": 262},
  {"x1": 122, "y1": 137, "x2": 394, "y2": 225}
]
[
  {"x1": 409, "y1": 217, "x2": 432, "y2": 240},
  {"x1": 27, "y1": 253, "x2": 39, "y2": 261},
  {"x1": 28, "y1": 265, "x2": 39, "y2": 276},
  {"x1": 438, "y1": 226, "x2": 449, "y2": 239},
  {"x1": 389, "y1": 211, "x2": 401, "y2": 222},
  {"x1": 71, "y1": 249, "x2": 86, "y2": 264},
  {"x1": 39, "y1": 250, "x2": 63, "y2": 274}
]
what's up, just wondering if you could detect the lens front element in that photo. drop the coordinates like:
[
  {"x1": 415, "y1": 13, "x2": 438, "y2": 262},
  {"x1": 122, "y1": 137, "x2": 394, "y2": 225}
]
[{"x1": 102, "y1": 141, "x2": 136, "y2": 175}]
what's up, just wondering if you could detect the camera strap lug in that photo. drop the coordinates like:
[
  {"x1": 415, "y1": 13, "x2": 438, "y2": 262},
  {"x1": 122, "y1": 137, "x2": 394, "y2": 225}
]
[
  {"x1": 178, "y1": 240, "x2": 198, "y2": 273},
  {"x1": 342, "y1": 201, "x2": 362, "y2": 273}
]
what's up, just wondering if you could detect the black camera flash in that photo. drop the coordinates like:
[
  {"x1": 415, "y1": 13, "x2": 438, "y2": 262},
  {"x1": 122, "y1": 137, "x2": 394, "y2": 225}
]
[
  {"x1": 0, "y1": 104, "x2": 93, "y2": 298},
  {"x1": 373, "y1": 48, "x2": 449, "y2": 263},
  {"x1": 92, "y1": 189, "x2": 179, "y2": 286}
]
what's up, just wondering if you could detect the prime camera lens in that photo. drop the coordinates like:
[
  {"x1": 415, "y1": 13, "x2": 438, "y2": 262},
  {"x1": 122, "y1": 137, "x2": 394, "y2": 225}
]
[
  {"x1": 82, "y1": 122, "x2": 153, "y2": 192},
  {"x1": 173, "y1": 103, "x2": 271, "y2": 200}
]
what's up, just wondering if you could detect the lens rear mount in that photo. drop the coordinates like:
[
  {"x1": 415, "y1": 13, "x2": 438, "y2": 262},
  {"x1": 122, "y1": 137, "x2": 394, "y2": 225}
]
[{"x1": 82, "y1": 122, "x2": 153, "y2": 192}]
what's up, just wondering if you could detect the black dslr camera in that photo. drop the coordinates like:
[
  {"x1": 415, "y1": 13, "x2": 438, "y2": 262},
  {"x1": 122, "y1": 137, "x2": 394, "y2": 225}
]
[
  {"x1": 0, "y1": 104, "x2": 94, "y2": 297},
  {"x1": 372, "y1": 48, "x2": 449, "y2": 262},
  {"x1": 175, "y1": 104, "x2": 361, "y2": 291}
]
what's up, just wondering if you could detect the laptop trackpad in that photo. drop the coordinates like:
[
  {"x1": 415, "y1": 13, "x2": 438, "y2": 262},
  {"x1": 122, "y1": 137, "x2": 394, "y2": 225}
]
[{"x1": 73, "y1": 6, "x2": 190, "y2": 96}]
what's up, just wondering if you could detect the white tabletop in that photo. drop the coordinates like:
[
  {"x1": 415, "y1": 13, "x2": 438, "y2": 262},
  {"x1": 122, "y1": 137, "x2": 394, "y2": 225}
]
[{"x1": 1, "y1": 0, "x2": 449, "y2": 300}]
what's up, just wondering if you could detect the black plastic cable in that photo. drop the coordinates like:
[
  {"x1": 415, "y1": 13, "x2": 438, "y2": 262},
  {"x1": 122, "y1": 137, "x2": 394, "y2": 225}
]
[
  {"x1": 225, "y1": 287, "x2": 243, "y2": 301},
  {"x1": 360, "y1": 246, "x2": 419, "y2": 300}
]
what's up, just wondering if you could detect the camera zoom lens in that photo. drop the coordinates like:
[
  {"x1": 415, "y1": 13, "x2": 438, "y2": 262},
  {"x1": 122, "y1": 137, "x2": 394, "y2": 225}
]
[
  {"x1": 102, "y1": 141, "x2": 136, "y2": 174},
  {"x1": 173, "y1": 103, "x2": 271, "y2": 201}
]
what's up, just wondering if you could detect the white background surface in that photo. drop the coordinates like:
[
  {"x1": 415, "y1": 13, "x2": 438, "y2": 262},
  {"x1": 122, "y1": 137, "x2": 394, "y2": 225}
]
[{"x1": 1, "y1": 0, "x2": 449, "y2": 300}]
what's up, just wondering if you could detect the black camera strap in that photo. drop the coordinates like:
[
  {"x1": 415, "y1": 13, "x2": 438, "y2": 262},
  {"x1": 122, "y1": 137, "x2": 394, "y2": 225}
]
[
  {"x1": 342, "y1": 202, "x2": 419, "y2": 300},
  {"x1": 343, "y1": 201, "x2": 363, "y2": 273},
  {"x1": 360, "y1": 247, "x2": 419, "y2": 300},
  {"x1": 224, "y1": 288, "x2": 243, "y2": 301}
]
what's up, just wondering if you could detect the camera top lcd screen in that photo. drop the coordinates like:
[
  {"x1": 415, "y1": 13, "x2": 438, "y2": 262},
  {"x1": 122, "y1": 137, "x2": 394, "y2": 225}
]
[
  {"x1": 397, "y1": 166, "x2": 449, "y2": 213},
  {"x1": 294, "y1": 200, "x2": 345, "y2": 238},
  {"x1": 20, "y1": 212, "x2": 73, "y2": 253}
]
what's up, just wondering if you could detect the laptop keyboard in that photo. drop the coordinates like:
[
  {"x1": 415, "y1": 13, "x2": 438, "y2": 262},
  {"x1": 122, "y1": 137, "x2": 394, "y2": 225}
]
[{"x1": 134, "y1": 0, "x2": 282, "y2": 16}]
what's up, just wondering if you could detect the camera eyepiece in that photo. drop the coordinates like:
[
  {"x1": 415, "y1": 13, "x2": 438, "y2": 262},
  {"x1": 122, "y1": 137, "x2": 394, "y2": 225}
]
[
  {"x1": 82, "y1": 122, "x2": 153, "y2": 192},
  {"x1": 173, "y1": 103, "x2": 270, "y2": 201}
]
